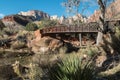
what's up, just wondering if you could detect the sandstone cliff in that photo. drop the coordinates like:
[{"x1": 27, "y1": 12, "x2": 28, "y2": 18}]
[
  {"x1": 2, "y1": 15, "x2": 33, "y2": 30},
  {"x1": 87, "y1": 0, "x2": 120, "y2": 22},
  {"x1": 18, "y1": 10, "x2": 50, "y2": 21},
  {"x1": 1, "y1": 10, "x2": 50, "y2": 30}
]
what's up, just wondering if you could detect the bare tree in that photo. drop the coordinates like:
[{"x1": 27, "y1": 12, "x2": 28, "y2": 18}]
[
  {"x1": 62, "y1": 0, "x2": 81, "y2": 16},
  {"x1": 73, "y1": 0, "x2": 81, "y2": 14},
  {"x1": 96, "y1": 0, "x2": 115, "y2": 45},
  {"x1": 62, "y1": 0, "x2": 81, "y2": 26}
]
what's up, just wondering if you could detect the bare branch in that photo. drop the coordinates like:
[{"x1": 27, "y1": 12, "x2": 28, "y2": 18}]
[{"x1": 98, "y1": 0, "x2": 105, "y2": 10}]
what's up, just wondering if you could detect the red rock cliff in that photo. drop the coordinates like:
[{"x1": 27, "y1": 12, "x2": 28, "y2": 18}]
[{"x1": 87, "y1": 0, "x2": 120, "y2": 22}]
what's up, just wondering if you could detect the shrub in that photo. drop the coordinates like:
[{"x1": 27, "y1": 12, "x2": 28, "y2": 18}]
[
  {"x1": 3, "y1": 27, "x2": 18, "y2": 36},
  {"x1": 49, "y1": 55, "x2": 97, "y2": 80},
  {"x1": 87, "y1": 47, "x2": 98, "y2": 57},
  {"x1": 0, "y1": 20, "x2": 6, "y2": 30},
  {"x1": 26, "y1": 23, "x2": 38, "y2": 31},
  {"x1": 28, "y1": 63, "x2": 42, "y2": 80},
  {"x1": 39, "y1": 19, "x2": 57, "y2": 29},
  {"x1": 111, "y1": 27, "x2": 120, "y2": 53},
  {"x1": 11, "y1": 41, "x2": 26, "y2": 49},
  {"x1": 102, "y1": 27, "x2": 120, "y2": 54}
]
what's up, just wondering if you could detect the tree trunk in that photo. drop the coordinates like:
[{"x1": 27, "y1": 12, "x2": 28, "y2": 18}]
[
  {"x1": 96, "y1": 32, "x2": 103, "y2": 45},
  {"x1": 96, "y1": 0, "x2": 106, "y2": 46}
]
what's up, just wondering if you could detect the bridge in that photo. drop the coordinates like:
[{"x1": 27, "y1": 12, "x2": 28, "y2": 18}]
[
  {"x1": 40, "y1": 19, "x2": 120, "y2": 46},
  {"x1": 41, "y1": 22, "x2": 99, "y2": 34},
  {"x1": 40, "y1": 22, "x2": 99, "y2": 46}
]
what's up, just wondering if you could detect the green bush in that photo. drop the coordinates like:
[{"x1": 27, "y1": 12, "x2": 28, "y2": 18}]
[
  {"x1": 26, "y1": 23, "x2": 38, "y2": 31},
  {"x1": 3, "y1": 28, "x2": 18, "y2": 36},
  {"x1": 87, "y1": 47, "x2": 98, "y2": 57},
  {"x1": 11, "y1": 41, "x2": 26, "y2": 49},
  {"x1": 49, "y1": 55, "x2": 96, "y2": 80},
  {"x1": 0, "y1": 20, "x2": 5, "y2": 30},
  {"x1": 39, "y1": 19, "x2": 57, "y2": 29},
  {"x1": 111, "y1": 27, "x2": 120, "y2": 53},
  {"x1": 28, "y1": 63, "x2": 42, "y2": 80},
  {"x1": 102, "y1": 27, "x2": 120, "y2": 54}
]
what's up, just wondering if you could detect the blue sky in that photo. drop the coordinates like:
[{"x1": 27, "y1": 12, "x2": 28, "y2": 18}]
[{"x1": 0, "y1": 0, "x2": 99, "y2": 18}]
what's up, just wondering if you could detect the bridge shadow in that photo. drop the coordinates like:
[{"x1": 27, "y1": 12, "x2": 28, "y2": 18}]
[
  {"x1": 63, "y1": 42, "x2": 80, "y2": 53},
  {"x1": 45, "y1": 33, "x2": 80, "y2": 54}
]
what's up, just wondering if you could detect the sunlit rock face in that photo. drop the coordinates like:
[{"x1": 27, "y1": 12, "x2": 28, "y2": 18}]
[
  {"x1": 50, "y1": 15, "x2": 59, "y2": 20},
  {"x1": 87, "y1": 0, "x2": 120, "y2": 22},
  {"x1": 64, "y1": 14, "x2": 87, "y2": 25},
  {"x1": 59, "y1": 16, "x2": 65, "y2": 24},
  {"x1": 34, "y1": 29, "x2": 42, "y2": 41},
  {"x1": 87, "y1": 10, "x2": 101, "y2": 23},
  {"x1": 50, "y1": 14, "x2": 86, "y2": 25},
  {"x1": 28, "y1": 37, "x2": 63, "y2": 54},
  {"x1": 18, "y1": 10, "x2": 50, "y2": 21},
  {"x1": 27, "y1": 30, "x2": 63, "y2": 54},
  {"x1": 2, "y1": 15, "x2": 24, "y2": 30}
]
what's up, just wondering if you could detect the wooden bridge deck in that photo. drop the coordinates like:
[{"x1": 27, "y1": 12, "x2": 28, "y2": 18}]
[
  {"x1": 41, "y1": 19, "x2": 120, "y2": 34},
  {"x1": 40, "y1": 19, "x2": 120, "y2": 46},
  {"x1": 41, "y1": 22, "x2": 99, "y2": 34}
]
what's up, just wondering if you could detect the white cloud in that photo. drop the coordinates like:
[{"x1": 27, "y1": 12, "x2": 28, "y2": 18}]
[{"x1": 0, "y1": 13, "x2": 5, "y2": 18}]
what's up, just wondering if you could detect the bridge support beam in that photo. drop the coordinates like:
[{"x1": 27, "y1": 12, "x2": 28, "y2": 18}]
[{"x1": 79, "y1": 33, "x2": 82, "y2": 46}]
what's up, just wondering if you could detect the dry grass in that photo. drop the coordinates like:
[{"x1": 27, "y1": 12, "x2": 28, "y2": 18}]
[{"x1": 99, "y1": 64, "x2": 120, "y2": 76}]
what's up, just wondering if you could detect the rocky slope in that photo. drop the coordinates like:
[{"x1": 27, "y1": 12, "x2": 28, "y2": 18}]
[
  {"x1": 1, "y1": 10, "x2": 50, "y2": 30},
  {"x1": 27, "y1": 30, "x2": 63, "y2": 54},
  {"x1": 2, "y1": 15, "x2": 34, "y2": 30}
]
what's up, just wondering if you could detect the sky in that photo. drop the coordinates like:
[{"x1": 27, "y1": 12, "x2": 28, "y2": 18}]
[{"x1": 0, "y1": 0, "x2": 99, "y2": 18}]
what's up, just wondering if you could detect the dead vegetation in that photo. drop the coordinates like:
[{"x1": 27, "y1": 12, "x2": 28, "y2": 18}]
[{"x1": 0, "y1": 26, "x2": 120, "y2": 80}]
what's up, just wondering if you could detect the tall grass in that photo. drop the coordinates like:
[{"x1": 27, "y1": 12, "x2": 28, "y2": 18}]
[{"x1": 49, "y1": 55, "x2": 97, "y2": 80}]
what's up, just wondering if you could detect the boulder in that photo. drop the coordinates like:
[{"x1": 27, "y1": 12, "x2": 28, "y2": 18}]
[
  {"x1": 96, "y1": 55, "x2": 107, "y2": 67},
  {"x1": 48, "y1": 38, "x2": 63, "y2": 51},
  {"x1": 27, "y1": 36, "x2": 63, "y2": 54},
  {"x1": 34, "y1": 29, "x2": 42, "y2": 41}
]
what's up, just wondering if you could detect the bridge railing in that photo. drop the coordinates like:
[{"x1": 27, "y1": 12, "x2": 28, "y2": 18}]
[{"x1": 42, "y1": 22, "x2": 99, "y2": 34}]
